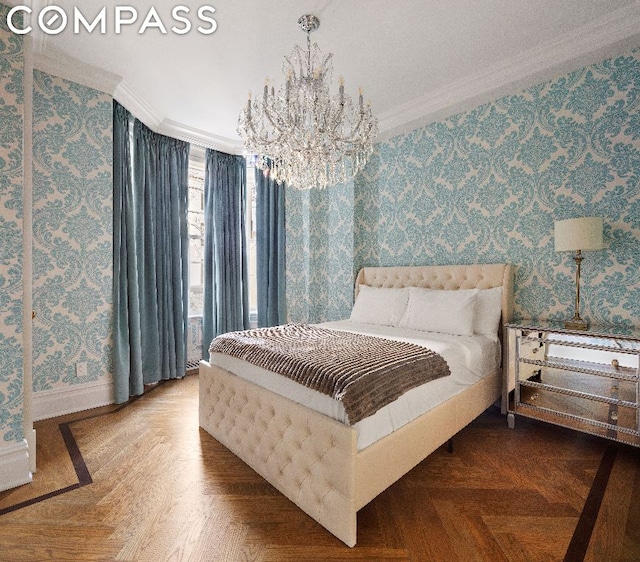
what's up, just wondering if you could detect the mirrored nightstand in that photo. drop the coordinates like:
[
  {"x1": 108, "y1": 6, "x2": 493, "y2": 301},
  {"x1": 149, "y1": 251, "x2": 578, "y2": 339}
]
[{"x1": 504, "y1": 322, "x2": 640, "y2": 447}]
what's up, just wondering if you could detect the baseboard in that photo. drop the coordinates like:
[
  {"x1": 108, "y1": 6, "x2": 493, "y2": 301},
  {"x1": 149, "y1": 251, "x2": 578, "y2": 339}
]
[
  {"x1": 0, "y1": 439, "x2": 32, "y2": 492},
  {"x1": 26, "y1": 428, "x2": 36, "y2": 474},
  {"x1": 34, "y1": 380, "x2": 114, "y2": 421}
]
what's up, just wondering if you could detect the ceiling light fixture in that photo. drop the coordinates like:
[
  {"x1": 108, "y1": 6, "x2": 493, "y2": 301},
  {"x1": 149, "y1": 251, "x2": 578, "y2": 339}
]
[{"x1": 237, "y1": 14, "x2": 378, "y2": 190}]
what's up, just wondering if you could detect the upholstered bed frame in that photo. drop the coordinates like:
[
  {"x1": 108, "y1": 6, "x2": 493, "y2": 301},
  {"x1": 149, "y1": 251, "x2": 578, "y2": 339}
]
[{"x1": 199, "y1": 263, "x2": 514, "y2": 546}]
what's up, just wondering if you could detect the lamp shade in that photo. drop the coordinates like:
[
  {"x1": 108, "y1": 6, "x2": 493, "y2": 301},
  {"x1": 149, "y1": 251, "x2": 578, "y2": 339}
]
[{"x1": 554, "y1": 217, "x2": 604, "y2": 252}]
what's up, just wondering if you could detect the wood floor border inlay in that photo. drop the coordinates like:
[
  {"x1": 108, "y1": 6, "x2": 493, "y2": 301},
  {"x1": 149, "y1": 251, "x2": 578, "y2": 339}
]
[
  {"x1": 59, "y1": 422, "x2": 93, "y2": 486},
  {"x1": 0, "y1": 422, "x2": 89, "y2": 517},
  {"x1": 563, "y1": 444, "x2": 617, "y2": 562},
  {"x1": 0, "y1": 379, "x2": 171, "y2": 517}
]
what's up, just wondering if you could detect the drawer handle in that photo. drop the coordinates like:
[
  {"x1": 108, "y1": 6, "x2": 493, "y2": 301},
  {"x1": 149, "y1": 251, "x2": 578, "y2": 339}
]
[{"x1": 611, "y1": 359, "x2": 620, "y2": 370}]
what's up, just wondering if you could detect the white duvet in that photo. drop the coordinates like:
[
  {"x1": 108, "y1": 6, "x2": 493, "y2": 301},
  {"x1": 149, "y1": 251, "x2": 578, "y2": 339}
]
[{"x1": 209, "y1": 320, "x2": 501, "y2": 450}]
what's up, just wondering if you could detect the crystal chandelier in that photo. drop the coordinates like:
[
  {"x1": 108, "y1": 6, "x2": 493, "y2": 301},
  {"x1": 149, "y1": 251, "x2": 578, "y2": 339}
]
[{"x1": 237, "y1": 15, "x2": 378, "y2": 190}]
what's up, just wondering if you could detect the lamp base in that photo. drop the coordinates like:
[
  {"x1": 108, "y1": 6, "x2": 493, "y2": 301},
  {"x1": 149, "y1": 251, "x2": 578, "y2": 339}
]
[{"x1": 564, "y1": 317, "x2": 589, "y2": 331}]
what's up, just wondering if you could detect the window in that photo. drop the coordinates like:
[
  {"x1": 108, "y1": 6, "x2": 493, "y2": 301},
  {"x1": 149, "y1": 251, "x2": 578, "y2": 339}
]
[
  {"x1": 186, "y1": 150, "x2": 257, "y2": 319},
  {"x1": 187, "y1": 166, "x2": 205, "y2": 317}
]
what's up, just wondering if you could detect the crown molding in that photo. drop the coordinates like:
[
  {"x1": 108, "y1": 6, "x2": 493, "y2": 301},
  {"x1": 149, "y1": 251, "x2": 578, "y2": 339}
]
[
  {"x1": 111, "y1": 85, "x2": 243, "y2": 153},
  {"x1": 109, "y1": 92, "x2": 243, "y2": 153},
  {"x1": 112, "y1": 79, "x2": 163, "y2": 130},
  {"x1": 31, "y1": 46, "x2": 244, "y2": 154},
  {"x1": 157, "y1": 119, "x2": 244, "y2": 155},
  {"x1": 377, "y1": 2, "x2": 640, "y2": 141},
  {"x1": 33, "y1": 47, "x2": 122, "y2": 95}
]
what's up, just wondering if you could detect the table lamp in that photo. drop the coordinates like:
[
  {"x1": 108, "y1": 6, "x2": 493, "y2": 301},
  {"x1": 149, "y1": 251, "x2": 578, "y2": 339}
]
[{"x1": 554, "y1": 217, "x2": 604, "y2": 330}]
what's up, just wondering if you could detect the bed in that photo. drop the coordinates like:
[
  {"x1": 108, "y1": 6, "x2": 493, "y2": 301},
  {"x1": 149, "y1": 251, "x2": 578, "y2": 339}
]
[{"x1": 199, "y1": 263, "x2": 514, "y2": 546}]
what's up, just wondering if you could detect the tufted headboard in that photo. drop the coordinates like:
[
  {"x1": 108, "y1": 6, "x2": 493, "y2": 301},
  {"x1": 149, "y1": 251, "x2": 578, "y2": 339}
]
[{"x1": 354, "y1": 263, "x2": 514, "y2": 329}]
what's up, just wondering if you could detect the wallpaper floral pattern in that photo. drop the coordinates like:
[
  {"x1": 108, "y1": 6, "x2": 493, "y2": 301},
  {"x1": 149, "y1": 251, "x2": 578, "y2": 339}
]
[
  {"x1": 286, "y1": 183, "x2": 355, "y2": 322},
  {"x1": 32, "y1": 71, "x2": 113, "y2": 392},
  {"x1": 0, "y1": 4, "x2": 24, "y2": 445},
  {"x1": 287, "y1": 48, "x2": 640, "y2": 330}
]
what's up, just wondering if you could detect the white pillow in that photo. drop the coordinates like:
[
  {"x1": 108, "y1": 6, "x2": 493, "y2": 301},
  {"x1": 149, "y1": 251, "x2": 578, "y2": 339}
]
[
  {"x1": 398, "y1": 287, "x2": 479, "y2": 336},
  {"x1": 349, "y1": 286, "x2": 409, "y2": 327},
  {"x1": 475, "y1": 286, "x2": 503, "y2": 336}
]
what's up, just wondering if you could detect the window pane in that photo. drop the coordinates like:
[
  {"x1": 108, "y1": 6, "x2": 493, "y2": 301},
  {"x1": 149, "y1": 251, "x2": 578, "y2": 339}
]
[{"x1": 188, "y1": 166, "x2": 205, "y2": 317}]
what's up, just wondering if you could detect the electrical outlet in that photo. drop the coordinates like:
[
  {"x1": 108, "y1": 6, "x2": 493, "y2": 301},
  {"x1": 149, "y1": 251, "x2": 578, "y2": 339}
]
[{"x1": 76, "y1": 361, "x2": 87, "y2": 378}]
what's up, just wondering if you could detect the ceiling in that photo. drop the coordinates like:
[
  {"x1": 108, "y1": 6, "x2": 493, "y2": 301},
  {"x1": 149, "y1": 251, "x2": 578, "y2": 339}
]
[{"x1": 22, "y1": 0, "x2": 640, "y2": 154}]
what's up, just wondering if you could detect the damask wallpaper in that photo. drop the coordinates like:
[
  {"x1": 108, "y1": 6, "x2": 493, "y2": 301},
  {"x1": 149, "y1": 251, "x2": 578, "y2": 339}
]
[
  {"x1": 286, "y1": 183, "x2": 355, "y2": 322},
  {"x1": 32, "y1": 71, "x2": 113, "y2": 393},
  {"x1": 287, "y1": 48, "x2": 640, "y2": 329},
  {"x1": 0, "y1": 4, "x2": 24, "y2": 445}
]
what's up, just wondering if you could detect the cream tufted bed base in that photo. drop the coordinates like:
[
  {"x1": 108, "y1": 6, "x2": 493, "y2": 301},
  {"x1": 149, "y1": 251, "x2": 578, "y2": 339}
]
[{"x1": 199, "y1": 264, "x2": 514, "y2": 547}]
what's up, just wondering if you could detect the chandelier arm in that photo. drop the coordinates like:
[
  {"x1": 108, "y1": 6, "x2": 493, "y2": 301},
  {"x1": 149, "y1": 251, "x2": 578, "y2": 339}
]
[
  {"x1": 243, "y1": 117, "x2": 278, "y2": 150},
  {"x1": 328, "y1": 103, "x2": 347, "y2": 137},
  {"x1": 261, "y1": 104, "x2": 293, "y2": 142},
  {"x1": 331, "y1": 114, "x2": 367, "y2": 144},
  {"x1": 243, "y1": 111, "x2": 263, "y2": 140}
]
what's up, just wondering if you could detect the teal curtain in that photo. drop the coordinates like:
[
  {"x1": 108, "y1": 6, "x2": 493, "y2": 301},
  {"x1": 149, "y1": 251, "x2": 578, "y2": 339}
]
[
  {"x1": 113, "y1": 101, "x2": 141, "y2": 402},
  {"x1": 113, "y1": 101, "x2": 190, "y2": 403},
  {"x1": 202, "y1": 149, "x2": 249, "y2": 355},
  {"x1": 255, "y1": 162, "x2": 286, "y2": 327}
]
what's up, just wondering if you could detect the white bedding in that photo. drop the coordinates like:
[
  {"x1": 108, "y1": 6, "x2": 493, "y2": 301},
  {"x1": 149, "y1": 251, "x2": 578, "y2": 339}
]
[{"x1": 209, "y1": 320, "x2": 501, "y2": 450}]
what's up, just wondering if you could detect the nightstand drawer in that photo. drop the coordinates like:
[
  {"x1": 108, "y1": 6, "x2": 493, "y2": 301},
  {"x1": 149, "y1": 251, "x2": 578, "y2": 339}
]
[
  {"x1": 518, "y1": 383, "x2": 638, "y2": 433},
  {"x1": 546, "y1": 333, "x2": 639, "y2": 370},
  {"x1": 528, "y1": 365, "x2": 636, "y2": 395}
]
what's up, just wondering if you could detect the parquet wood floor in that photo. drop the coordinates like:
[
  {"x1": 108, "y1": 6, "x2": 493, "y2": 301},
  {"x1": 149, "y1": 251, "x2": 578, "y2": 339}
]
[{"x1": 1, "y1": 374, "x2": 639, "y2": 561}]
